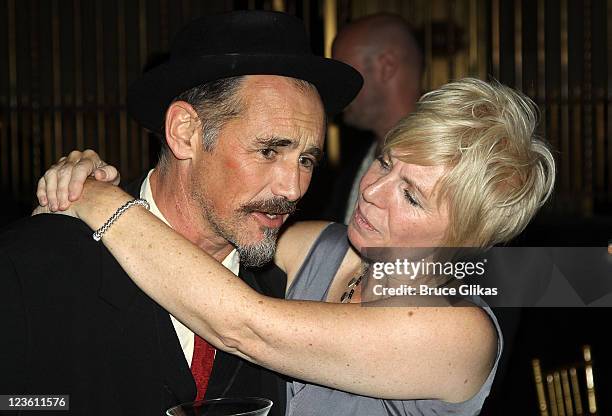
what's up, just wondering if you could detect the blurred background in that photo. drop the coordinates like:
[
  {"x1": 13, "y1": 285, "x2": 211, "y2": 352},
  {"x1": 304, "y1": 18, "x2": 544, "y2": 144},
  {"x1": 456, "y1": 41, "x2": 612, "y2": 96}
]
[{"x1": 0, "y1": 0, "x2": 610, "y2": 414}]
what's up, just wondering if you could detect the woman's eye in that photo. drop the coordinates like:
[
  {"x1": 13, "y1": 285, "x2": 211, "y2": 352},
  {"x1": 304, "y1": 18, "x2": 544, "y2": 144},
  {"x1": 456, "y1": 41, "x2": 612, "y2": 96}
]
[
  {"x1": 404, "y1": 190, "x2": 421, "y2": 208},
  {"x1": 376, "y1": 155, "x2": 391, "y2": 170}
]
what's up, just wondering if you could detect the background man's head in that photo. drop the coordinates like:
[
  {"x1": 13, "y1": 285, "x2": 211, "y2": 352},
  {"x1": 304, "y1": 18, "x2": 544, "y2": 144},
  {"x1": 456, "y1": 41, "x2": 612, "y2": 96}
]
[{"x1": 332, "y1": 13, "x2": 423, "y2": 142}]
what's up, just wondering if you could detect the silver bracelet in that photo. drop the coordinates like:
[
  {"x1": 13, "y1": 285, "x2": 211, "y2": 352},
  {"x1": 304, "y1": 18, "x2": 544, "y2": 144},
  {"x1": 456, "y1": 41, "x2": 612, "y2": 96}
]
[{"x1": 92, "y1": 198, "x2": 150, "y2": 241}]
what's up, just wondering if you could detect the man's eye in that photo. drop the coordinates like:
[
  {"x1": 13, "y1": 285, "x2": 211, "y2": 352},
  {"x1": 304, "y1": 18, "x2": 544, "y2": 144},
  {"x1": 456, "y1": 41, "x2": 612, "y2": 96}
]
[
  {"x1": 404, "y1": 190, "x2": 421, "y2": 208},
  {"x1": 299, "y1": 156, "x2": 316, "y2": 169},
  {"x1": 260, "y1": 148, "x2": 277, "y2": 159}
]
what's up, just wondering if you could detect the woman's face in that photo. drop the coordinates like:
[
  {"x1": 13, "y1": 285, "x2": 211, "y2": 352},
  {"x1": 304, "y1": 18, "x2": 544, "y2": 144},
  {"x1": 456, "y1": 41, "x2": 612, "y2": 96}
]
[{"x1": 347, "y1": 153, "x2": 450, "y2": 251}]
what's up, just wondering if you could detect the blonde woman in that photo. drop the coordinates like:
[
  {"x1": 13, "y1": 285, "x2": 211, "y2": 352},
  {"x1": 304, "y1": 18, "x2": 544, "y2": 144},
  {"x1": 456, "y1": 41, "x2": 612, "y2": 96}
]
[{"x1": 37, "y1": 78, "x2": 554, "y2": 415}]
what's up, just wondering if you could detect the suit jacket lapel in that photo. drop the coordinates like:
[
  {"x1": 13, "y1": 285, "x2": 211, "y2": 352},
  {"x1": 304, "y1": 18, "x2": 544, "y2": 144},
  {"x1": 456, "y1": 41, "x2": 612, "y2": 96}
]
[
  {"x1": 153, "y1": 302, "x2": 198, "y2": 405},
  {"x1": 102, "y1": 175, "x2": 196, "y2": 407}
]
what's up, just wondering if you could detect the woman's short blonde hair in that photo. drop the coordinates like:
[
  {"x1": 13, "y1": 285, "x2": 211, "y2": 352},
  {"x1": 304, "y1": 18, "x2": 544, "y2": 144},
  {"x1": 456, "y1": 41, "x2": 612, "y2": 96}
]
[{"x1": 383, "y1": 78, "x2": 555, "y2": 248}]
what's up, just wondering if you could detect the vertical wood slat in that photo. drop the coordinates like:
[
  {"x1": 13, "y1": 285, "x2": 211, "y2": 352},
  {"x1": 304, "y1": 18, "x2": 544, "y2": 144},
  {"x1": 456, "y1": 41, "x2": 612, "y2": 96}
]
[
  {"x1": 446, "y1": 0, "x2": 455, "y2": 81},
  {"x1": 548, "y1": 2, "x2": 560, "y2": 165},
  {"x1": 74, "y1": 0, "x2": 84, "y2": 150},
  {"x1": 138, "y1": 0, "x2": 149, "y2": 172},
  {"x1": 30, "y1": 0, "x2": 41, "y2": 181},
  {"x1": 8, "y1": 0, "x2": 19, "y2": 199},
  {"x1": 160, "y1": 0, "x2": 169, "y2": 50},
  {"x1": 0, "y1": 111, "x2": 7, "y2": 191},
  {"x1": 468, "y1": 0, "x2": 477, "y2": 76},
  {"x1": 323, "y1": 0, "x2": 340, "y2": 166},
  {"x1": 21, "y1": 4, "x2": 32, "y2": 199},
  {"x1": 117, "y1": 0, "x2": 128, "y2": 177},
  {"x1": 491, "y1": 0, "x2": 500, "y2": 80},
  {"x1": 560, "y1": 0, "x2": 570, "y2": 193},
  {"x1": 0, "y1": 71, "x2": 7, "y2": 190},
  {"x1": 537, "y1": 0, "x2": 545, "y2": 137},
  {"x1": 95, "y1": 0, "x2": 106, "y2": 158},
  {"x1": 572, "y1": 101, "x2": 582, "y2": 194},
  {"x1": 0, "y1": 108, "x2": 6, "y2": 191},
  {"x1": 594, "y1": 103, "x2": 605, "y2": 193},
  {"x1": 514, "y1": 0, "x2": 522, "y2": 90},
  {"x1": 38, "y1": 3, "x2": 51, "y2": 174},
  {"x1": 476, "y1": 0, "x2": 486, "y2": 79},
  {"x1": 0, "y1": 5, "x2": 9, "y2": 190},
  {"x1": 13, "y1": 0, "x2": 29, "y2": 200},
  {"x1": 571, "y1": 6, "x2": 583, "y2": 197},
  {"x1": 582, "y1": 0, "x2": 592, "y2": 213},
  {"x1": 593, "y1": 0, "x2": 605, "y2": 197},
  {"x1": 452, "y1": 0, "x2": 466, "y2": 80},
  {"x1": 43, "y1": 114, "x2": 53, "y2": 175},
  {"x1": 181, "y1": 0, "x2": 190, "y2": 22},
  {"x1": 423, "y1": 0, "x2": 432, "y2": 89},
  {"x1": 52, "y1": 0, "x2": 62, "y2": 159},
  {"x1": 608, "y1": 0, "x2": 612, "y2": 199},
  {"x1": 302, "y1": 0, "x2": 310, "y2": 36},
  {"x1": 272, "y1": 0, "x2": 285, "y2": 12}
]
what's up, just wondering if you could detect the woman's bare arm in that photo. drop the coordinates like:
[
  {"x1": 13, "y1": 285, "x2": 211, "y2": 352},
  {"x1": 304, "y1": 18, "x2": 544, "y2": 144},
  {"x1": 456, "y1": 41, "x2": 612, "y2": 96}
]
[
  {"x1": 64, "y1": 180, "x2": 497, "y2": 403},
  {"x1": 35, "y1": 150, "x2": 326, "y2": 281}
]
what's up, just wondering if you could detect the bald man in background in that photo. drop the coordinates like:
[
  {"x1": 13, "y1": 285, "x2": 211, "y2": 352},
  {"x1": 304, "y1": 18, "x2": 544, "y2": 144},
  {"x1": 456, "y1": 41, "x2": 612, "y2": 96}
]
[{"x1": 330, "y1": 13, "x2": 423, "y2": 223}]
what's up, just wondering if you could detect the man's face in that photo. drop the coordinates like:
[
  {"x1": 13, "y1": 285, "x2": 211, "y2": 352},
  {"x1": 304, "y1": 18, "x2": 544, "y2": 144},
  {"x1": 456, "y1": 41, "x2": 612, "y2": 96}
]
[
  {"x1": 332, "y1": 33, "x2": 382, "y2": 131},
  {"x1": 190, "y1": 75, "x2": 325, "y2": 266}
]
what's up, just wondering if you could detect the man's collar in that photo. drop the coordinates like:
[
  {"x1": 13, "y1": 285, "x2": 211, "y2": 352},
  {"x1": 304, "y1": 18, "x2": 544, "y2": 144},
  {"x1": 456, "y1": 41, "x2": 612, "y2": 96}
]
[
  {"x1": 140, "y1": 169, "x2": 240, "y2": 273},
  {"x1": 140, "y1": 169, "x2": 172, "y2": 228}
]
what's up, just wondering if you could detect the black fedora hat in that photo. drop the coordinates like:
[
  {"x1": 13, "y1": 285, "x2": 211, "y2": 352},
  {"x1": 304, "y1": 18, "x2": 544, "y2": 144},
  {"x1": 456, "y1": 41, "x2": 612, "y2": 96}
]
[{"x1": 127, "y1": 10, "x2": 363, "y2": 132}]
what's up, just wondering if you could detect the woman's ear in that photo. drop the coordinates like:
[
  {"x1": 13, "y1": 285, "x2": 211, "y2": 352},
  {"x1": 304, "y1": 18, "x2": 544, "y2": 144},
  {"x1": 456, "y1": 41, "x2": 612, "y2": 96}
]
[{"x1": 164, "y1": 101, "x2": 201, "y2": 160}]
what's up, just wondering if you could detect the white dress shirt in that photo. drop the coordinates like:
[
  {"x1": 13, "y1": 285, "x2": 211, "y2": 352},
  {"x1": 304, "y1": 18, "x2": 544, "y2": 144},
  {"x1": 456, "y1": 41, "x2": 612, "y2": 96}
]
[{"x1": 140, "y1": 169, "x2": 240, "y2": 367}]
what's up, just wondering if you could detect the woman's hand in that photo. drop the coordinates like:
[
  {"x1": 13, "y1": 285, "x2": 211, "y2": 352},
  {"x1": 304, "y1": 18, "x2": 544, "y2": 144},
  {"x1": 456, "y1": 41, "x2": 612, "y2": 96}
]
[
  {"x1": 37, "y1": 149, "x2": 120, "y2": 211},
  {"x1": 34, "y1": 178, "x2": 132, "y2": 230}
]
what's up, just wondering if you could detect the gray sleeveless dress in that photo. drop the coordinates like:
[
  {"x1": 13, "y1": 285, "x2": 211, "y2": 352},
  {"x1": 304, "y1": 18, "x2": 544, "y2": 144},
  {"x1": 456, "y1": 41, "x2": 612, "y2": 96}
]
[{"x1": 285, "y1": 223, "x2": 503, "y2": 416}]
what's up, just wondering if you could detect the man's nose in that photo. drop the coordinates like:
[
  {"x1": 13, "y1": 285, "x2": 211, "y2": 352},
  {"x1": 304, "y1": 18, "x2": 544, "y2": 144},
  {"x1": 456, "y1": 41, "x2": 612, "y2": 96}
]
[{"x1": 271, "y1": 163, "x2": 303, "y2": 202}]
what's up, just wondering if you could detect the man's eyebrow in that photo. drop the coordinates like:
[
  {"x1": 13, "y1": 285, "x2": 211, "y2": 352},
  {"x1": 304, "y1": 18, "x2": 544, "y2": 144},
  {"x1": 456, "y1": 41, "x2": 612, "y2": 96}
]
[
  {"x1": 255, "y1": 137, "x2": 295, "y2": 148},
  {"x1": 304, "y1": 145, "x2": 323, "y2": 161},
  {"x1": 401, "y1": 175, "x2": 429, "y2": 200},
  {"x1": 255, "y1": 136, "x2": 323, "y2": 161}
]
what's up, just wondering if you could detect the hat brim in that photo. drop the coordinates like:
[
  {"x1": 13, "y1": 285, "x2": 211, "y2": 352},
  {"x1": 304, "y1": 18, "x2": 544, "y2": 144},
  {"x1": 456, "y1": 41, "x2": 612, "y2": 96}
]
[{"x1": 127, "y1": 54, "x2": 363, "y2": 132}]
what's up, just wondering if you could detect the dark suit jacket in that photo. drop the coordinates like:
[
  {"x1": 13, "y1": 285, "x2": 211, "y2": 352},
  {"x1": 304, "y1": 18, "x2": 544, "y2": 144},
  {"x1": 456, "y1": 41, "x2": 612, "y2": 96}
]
[{"x1": 0, "y1": 178, "x2": 288, "y2": 415}]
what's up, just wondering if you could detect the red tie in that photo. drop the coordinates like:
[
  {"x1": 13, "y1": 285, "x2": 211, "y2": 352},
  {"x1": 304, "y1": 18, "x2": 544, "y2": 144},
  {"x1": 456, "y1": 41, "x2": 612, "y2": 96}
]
[{"x1": 191, "y1": 334, "x2": 216, "y2": 401}]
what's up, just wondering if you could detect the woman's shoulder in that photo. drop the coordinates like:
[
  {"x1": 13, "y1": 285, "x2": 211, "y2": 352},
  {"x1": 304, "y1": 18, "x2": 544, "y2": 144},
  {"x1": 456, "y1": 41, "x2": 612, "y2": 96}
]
[{"x1": 274, "y1": 221, "x2": 339, "y2": 281}]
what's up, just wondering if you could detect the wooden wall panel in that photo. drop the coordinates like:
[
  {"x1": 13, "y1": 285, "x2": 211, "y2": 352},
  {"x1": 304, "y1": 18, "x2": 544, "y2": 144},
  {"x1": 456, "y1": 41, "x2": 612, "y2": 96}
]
[
  {"x1": 0, "y1": 0, "x2": 610, "y2": 218},
  {"x1": 347, "y1": 0, "x2": 610, "y2": 215}
]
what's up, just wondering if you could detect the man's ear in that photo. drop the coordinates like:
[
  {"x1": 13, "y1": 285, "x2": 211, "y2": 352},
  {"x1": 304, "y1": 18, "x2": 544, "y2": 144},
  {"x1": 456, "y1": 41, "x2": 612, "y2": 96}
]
[
  {"x1": 164, "y1": 101, "x2": 201, "y2": 160},
  {"x1": 377, "y1": 50, "x2": 398, "y2": 83}
]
